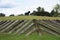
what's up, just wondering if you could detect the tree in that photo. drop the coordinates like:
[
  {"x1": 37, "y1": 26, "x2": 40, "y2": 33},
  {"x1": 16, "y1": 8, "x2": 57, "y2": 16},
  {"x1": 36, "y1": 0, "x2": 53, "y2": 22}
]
[
  {"x1": 18, "y1": 14, "x2": 24, "y2": 16},
  {"x1": 31, "y1": 7, "x2": 51, "y2": 16},
  {"x1": 54, "y1": 4, "x2": 60, "y2": 12},
  {"x1": 53, "y1": 4, "x2": 60, "y2": 16},
  {"x1": 37, "y1": 7, "x2": 41, "y2": 12},
  {"x1": 0, "y1": 13, "x2": 5, "y2": 17},
  {"x1": 41, "y1": 8, "x2": 44, "y2": 12},
  {"x1": 9, "y1": 14, "x2": 14, "y2": 16},
  {"x1": 30, "y1": 10, "x2": 36, "y2": 15},
  {"x1": 50, "y1": 9, "x2": 55, "y2": 16},
  {"x1": 31, "y1": 7, "x2": 42, "y2": 16}
]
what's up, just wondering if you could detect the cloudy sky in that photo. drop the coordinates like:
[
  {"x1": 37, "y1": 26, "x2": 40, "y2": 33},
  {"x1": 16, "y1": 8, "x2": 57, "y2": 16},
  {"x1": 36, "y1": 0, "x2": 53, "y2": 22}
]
[{"x1": 0, "y1": 0, "x2": 60, "y2": 16}]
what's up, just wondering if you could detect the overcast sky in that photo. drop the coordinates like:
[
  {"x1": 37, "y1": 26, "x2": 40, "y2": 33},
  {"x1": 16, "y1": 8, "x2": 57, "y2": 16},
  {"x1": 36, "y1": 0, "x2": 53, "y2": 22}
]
[{"x1": 0, "y1": 0, "x2": 60, "y2": 16}]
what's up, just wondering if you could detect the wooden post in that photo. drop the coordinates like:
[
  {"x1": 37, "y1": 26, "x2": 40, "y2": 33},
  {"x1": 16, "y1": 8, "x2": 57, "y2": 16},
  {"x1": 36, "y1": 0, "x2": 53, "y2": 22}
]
[{"x1": 32, "y1": 19, "x2": 42, "y2": 35}]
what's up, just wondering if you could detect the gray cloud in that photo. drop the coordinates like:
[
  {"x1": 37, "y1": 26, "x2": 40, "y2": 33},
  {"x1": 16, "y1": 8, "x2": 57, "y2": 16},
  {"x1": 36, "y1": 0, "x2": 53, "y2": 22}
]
[{"x1": 0, "y1": 3, "x2": 15, "y2": 8}]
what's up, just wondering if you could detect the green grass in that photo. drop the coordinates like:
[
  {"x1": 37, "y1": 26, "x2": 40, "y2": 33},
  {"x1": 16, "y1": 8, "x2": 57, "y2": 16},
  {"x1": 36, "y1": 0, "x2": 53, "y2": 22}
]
[
  {"x1": 0, "y1": 33, "x2": 60, "y2": 40},
  {"x1": 0, "y1": 16, "x2": 60, "y2": 20},
  {"x1": 0, "y1": 16, "x2": 60, "y2": 40}
]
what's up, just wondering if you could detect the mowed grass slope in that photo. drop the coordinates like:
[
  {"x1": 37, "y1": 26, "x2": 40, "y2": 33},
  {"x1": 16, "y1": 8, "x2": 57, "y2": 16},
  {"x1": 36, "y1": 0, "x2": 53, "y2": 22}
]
[
  {"x1": 0, "y1": 16, "x2": 60, "y2": 20},
  {"x1": 0, "y1": 33, "x2": 60, "y2": 40}
]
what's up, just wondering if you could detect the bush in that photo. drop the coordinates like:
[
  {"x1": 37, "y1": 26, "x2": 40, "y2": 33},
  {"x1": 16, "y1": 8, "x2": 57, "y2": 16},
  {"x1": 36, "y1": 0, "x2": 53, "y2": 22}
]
[
  {"x1": 9, "y1": 14, "x2": 14, "y2": 16},
  {"x1": 0, "y1": 13, "x2": 5, "y2": 17}
]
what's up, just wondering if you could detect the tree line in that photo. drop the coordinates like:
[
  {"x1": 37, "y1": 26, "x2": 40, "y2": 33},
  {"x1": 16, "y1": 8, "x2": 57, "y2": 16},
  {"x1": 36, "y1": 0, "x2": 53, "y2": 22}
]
[{"x1": 0, "y1": 4, "x2": 60, "y2": 17}]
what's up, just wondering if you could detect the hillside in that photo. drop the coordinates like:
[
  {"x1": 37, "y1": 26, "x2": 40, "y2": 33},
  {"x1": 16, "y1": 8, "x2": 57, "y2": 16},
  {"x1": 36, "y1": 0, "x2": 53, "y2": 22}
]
[
  {"x1": 0, "y1": 16, "x2": 60, "y2": 40},
  {"x1": 0, "y1": 16, "x2": 60, "y2": 20}
]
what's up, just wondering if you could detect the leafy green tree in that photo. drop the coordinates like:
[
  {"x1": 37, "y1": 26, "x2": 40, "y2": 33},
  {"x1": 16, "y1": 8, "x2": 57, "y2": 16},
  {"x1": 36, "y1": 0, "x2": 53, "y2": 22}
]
[
  {"x1": 31, "y1": 6, "x2": 51, "y2": 16},
  {"x1": 37, "y1": 7, "x2": 41, "y2": 12},
  {"x1": 31, "y1": 7, "x2": 43, "y2": 16},
  {"x1": 9, "y1": 14, "x2": 14, "y2": 16},
  {"x1": 41, "y1": 8, "x2": 44, "y2": 12},
  {"x1": 50, "y1": 9, "x2": 55, "y2": 16},
  {"x1": 54, "y1": 4, "x2": 60, "y2": 12},
  {"x1": 0, "y1": 13, "x2": 5, "y2": 17},
  {"x1": 53, "y1": 4, "x2": 60, "y2": 17},
  {"x1": 18, "y1": 14, "x2": 24, "y2": 16},
  {"x1": 30, "y1": 10, "x2": 36, "y2": 15}
]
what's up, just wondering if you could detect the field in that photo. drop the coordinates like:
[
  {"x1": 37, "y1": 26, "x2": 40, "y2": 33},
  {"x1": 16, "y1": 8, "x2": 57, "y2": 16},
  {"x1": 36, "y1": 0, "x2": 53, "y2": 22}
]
[
  {"x1": 0, "y1": 16, "x2": 60, "y2": 20},
  {"x1": 0, "y1": 33, "x2": 60, "y2": 40},
  {"x1": 0, "y1": 16, "x2": 60, "y2": 40}
]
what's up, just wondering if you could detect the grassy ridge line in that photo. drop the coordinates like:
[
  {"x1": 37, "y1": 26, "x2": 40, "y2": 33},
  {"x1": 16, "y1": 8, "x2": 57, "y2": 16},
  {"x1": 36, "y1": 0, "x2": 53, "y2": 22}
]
[{"x1": 0, "y1": 16, "x2": 60, "y2": 20}]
